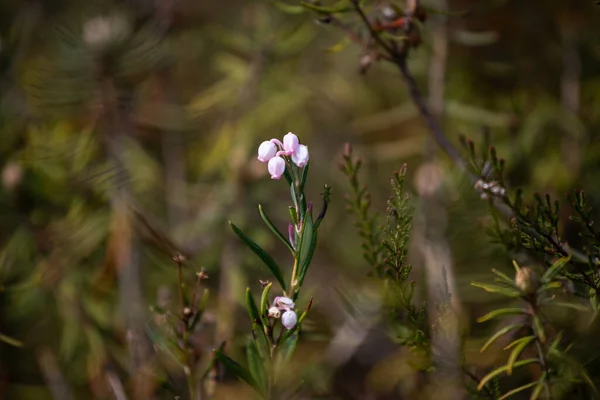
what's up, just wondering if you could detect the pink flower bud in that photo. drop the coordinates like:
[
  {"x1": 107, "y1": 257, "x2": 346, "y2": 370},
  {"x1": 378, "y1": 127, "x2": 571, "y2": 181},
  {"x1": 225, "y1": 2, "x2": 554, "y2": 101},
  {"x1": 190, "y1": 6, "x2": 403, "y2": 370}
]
[
  {"x1": 268, "y1": 306, "x2": 281, "y2": 318},
  {"x1": 257, "y1": 141, "x2": 277, "y2": 162},
  {"x1": 267, "y1": 156, "x2": 286, "y2": 180},
  {"x1": 281, "y1": 310, "x2": 297, "y2": 330},
  {"x1": 291, "y1": 144, "x2": 309, "y2": 167},
  {"x1": 282, "y1": 132, "x2": 299, "y2": 155},
  {"x1": 288, "y1": 223, "x2": 296, "y2": 249}
]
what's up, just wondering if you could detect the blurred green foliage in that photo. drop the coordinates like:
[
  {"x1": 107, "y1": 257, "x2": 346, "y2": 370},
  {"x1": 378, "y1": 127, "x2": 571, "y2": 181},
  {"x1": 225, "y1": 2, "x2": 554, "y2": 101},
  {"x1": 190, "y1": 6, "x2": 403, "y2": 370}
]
[{"x1": 0, "y1": 0, "x2": 600, "y2": 399}]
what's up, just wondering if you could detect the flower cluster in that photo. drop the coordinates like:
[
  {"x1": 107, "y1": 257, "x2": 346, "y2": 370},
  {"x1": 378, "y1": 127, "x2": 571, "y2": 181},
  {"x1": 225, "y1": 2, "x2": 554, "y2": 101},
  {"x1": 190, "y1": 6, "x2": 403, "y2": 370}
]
[
  {"x1": 268, "y1": 296, "x2": 297, "y2": 330},
  {"x1": 257, "y1": 132, "x2": 309, "y2": 180}
]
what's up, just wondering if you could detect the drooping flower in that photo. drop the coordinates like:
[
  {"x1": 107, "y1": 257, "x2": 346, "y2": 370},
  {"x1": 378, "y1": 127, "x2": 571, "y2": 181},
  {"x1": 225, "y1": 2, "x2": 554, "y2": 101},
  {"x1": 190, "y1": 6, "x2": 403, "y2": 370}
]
[
  {"x1": 268, "y1": 156, "x2": 286, "y2": 180},
  {"x1": 257, "y1": 141, "x2": 278, "y2": 162},
  {"x1": 282, "y1": 132, "x2": 299, "y2": 155},
  {"x1": 291, "y1": 144, "x2": 309, "y2": 168},
  {"x1": 281, "y1": 310, "x2": 297, "y2": 330},
  {"x1": 273, "y1": 296, "x2": 295, "y2": 310}
]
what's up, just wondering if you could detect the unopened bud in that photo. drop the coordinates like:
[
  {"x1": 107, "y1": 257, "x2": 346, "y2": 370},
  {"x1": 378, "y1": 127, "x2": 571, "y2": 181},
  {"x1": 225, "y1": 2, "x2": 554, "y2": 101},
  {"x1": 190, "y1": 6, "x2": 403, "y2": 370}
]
[
  {"x1": 196, "y1": 269, "x2": 209, "y2": 280},
  {"x1": 268, "y1": 306, "x2": 281, "y2": 318},
  {"x1": 281, "y1": 310, "x2": 297, "y2": 330},
  {"x1": 515, "y1": 267, "x2": 539, "y2": 295}
]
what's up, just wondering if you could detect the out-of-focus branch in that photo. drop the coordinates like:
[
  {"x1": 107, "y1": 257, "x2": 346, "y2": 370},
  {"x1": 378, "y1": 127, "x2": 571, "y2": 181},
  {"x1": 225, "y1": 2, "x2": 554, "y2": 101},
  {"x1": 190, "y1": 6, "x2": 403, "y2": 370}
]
[
  {"x1": 415, "y1": 0, "x2": 463, "y2": 397},
  {"x1": 37, "y1": 348, "x2": 75, "y2": 400},
  {"x1": 106, "y1": 368, "x2": 130, "y2": 400},
  {"x1": 102, "y1": 77, "x2": 154, "y2": 400},
  {"x1": 316, "y1": 1, "x2": 595, "y2": 271}
]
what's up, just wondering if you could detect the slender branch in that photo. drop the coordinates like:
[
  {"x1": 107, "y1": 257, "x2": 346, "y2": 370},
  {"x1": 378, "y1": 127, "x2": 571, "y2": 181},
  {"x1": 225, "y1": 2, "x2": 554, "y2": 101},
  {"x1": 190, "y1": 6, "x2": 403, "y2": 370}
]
[
  {"x1": 106, "y1": 368, "x2": 130, "y2": 400},
  {"x1": 316, "y1": 1, "x2": 597, "y2": 287},
  {"x1": 396, "y1": 57, "x2": 469, "y2": 172},
  {"x1": 528, "y1": 303, "x2": 552, "y2": 399},
  {"x1": 37, "y1": 348, "x2": 75, "y2": 400},
  {"x1": 176, "y1": 258, "x2": 185, "y2": 311},
  {"x1": 350, "y1": 0, "x2": 395, "y2": 55}
]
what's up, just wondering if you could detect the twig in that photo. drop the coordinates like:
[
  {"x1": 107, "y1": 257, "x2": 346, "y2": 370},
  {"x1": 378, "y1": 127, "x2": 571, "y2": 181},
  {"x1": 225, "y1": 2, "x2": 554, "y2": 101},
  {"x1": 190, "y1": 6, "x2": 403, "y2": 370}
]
[
  {"x1": 37, "y1": 348, "x2": 75, "y2": 400},
  {"x1": 318, "y1": 1, "x2": 597, "y2": 282},
  {"x1": 106, "y1": 369, "x2": 130, "y2": 400}
]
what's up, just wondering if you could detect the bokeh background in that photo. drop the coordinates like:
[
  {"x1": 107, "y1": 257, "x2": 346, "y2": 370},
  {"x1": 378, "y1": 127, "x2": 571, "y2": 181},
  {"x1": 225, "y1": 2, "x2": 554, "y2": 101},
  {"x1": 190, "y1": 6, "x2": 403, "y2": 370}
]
[{"x1": 1, "y1": 0, "x2": 600, "y2": 399}]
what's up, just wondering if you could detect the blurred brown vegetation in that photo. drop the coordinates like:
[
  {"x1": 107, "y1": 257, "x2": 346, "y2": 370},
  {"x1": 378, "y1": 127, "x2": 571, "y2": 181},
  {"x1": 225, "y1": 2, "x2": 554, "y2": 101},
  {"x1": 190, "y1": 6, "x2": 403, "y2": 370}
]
[{"x1": 1, "y1": 0, "x2": 600, "y2": 399}]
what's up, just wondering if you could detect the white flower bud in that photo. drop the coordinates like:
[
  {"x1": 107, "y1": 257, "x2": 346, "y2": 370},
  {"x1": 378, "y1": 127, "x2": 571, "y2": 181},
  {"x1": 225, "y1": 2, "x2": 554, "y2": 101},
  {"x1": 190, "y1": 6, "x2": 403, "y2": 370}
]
[
  {"x1": 282, "y1": 132, "x2": 299, "y2": 155},
  {"x1": 281, "y1": 310, "x2": 297, "y2": 330},
  {"x1": 268, "y1": 306, "x2": 281, "y2": 318},
  {"x1": 257, "y1": 141, "x2": 277, "y2": 163},
  {"x1": 267, "y1": 156, "x2": 286, "y2": 180},
  {"x1": 291, "y1": 144, "x2": 309, "y2": 168}
]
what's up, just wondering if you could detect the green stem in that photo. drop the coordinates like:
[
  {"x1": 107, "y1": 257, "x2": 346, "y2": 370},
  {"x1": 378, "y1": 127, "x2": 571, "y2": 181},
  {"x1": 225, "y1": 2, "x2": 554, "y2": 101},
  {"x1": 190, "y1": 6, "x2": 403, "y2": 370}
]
[
  {"x1": 528, "y1": 302, "x2": 552, "y2": 399},
  {"x1": 289, "y1": 257, "x2": 300, "y2": 295}
]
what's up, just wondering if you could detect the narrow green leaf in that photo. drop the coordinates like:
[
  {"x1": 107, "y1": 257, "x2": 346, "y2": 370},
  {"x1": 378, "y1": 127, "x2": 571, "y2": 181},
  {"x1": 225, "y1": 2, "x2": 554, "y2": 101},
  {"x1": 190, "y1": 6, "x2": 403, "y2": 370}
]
[
  {"x1": 532, "y1": 315, "x2": 546, "y2": 343},
  {"x1": 325, "y1": 37, "x2": 351, "y2": 53},
  {"x1": 295, "y1": 230, "x2": 317, "y2": 293},
  {"x1": 549, "y1": 331, "x2": 563, "y2": 352},
  {"x1": 146, "y1": 325, "x2": 186, "y2": 368},
  {"x1": 477, "y1": 308, "x2": 528, "y2": 323},
  {"x1": 283, "y1": 168, "x2": 293, "y2": 186},
  {"x1": 538, "y1": 281, "x2": 562, "y2": 291},
  {"x1": 246, "y1": 339, "x2": 268, "y2": 396},
  {"x1": 276, "y1": 333, "x2": 298, "y2": 366},
  {"x1": 188, "y1": 289, "x2": 210, "y2": 330},
  {"x1": 549, "y1": 348, "x2": 599, "y2": 395},
  {"x1": 492, "y1": 268, "x2": 517, "y2": 287},
  {"x1": 299, "y1": 162, "x2": 309, "y2": 193},
  {"x1": 498, "y1": 380, "x2": 539, "y2": 400},
  {"x1": 542, "y1": 255, "x2": 571, "y2": 283},
  {"x1": 529, "y1": 373, "x2": 547, "y2": 400},
  {"x1": 202, "y1": 342, "x2": 225, "y2": 380},
  {"x1": 258, "y1": 204, "x2": 294, "y2": 254},
  {"x1": 296, "y1": 211, "x2": 313, "y2": 277},
  {"x1": 478, "y1": 359, "x2": 539, "y2": 391},
  {"x1": 198, "y1": 288, "x2": 210, "y2": 313},
  {"x1": 480, "y1": 323, "x2": 524, "y2": 353},
  {"x1": 260, "y1": 282, "x2": 273, "y2": 318},
  {"x1": 271, "y1": 1, "x2": 305, "y2": 14},
  {"x1": 290, "y1": 184, "x2": 299, "y2": 217},
  {"x1": 246, "y1": 287, "x2": 262, "y2": 325},
  {"x1": 504, "y1": 335, "x2": 534, "y2": 350},
  {"x1": 293, "y1": 212, "x2": 317, "y2": 301},
  {"x1": 288, "y1": 206, "x2": 298, "y2": 226},
  {"x1": 300, "y1": 1, "x2": 353, "y2": 13},
  {"x1": 214, "y1": 349, "x2": 262, "y2": 395},
  {"x1": 507, "y1": 336, "x2": 535, "y2": 375},
  {"x1": 471, "y1": 282, "x2": 521, "y2": 297},
  {"x1": 0, "y1": 332, "x2": 23, "y2": 347},
  {"x1": 544, "y1": 301, "x2": 589, "y2": 312},
  {"x1": 229, "y1": 222, "x2": 287, "y2": 291}
]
